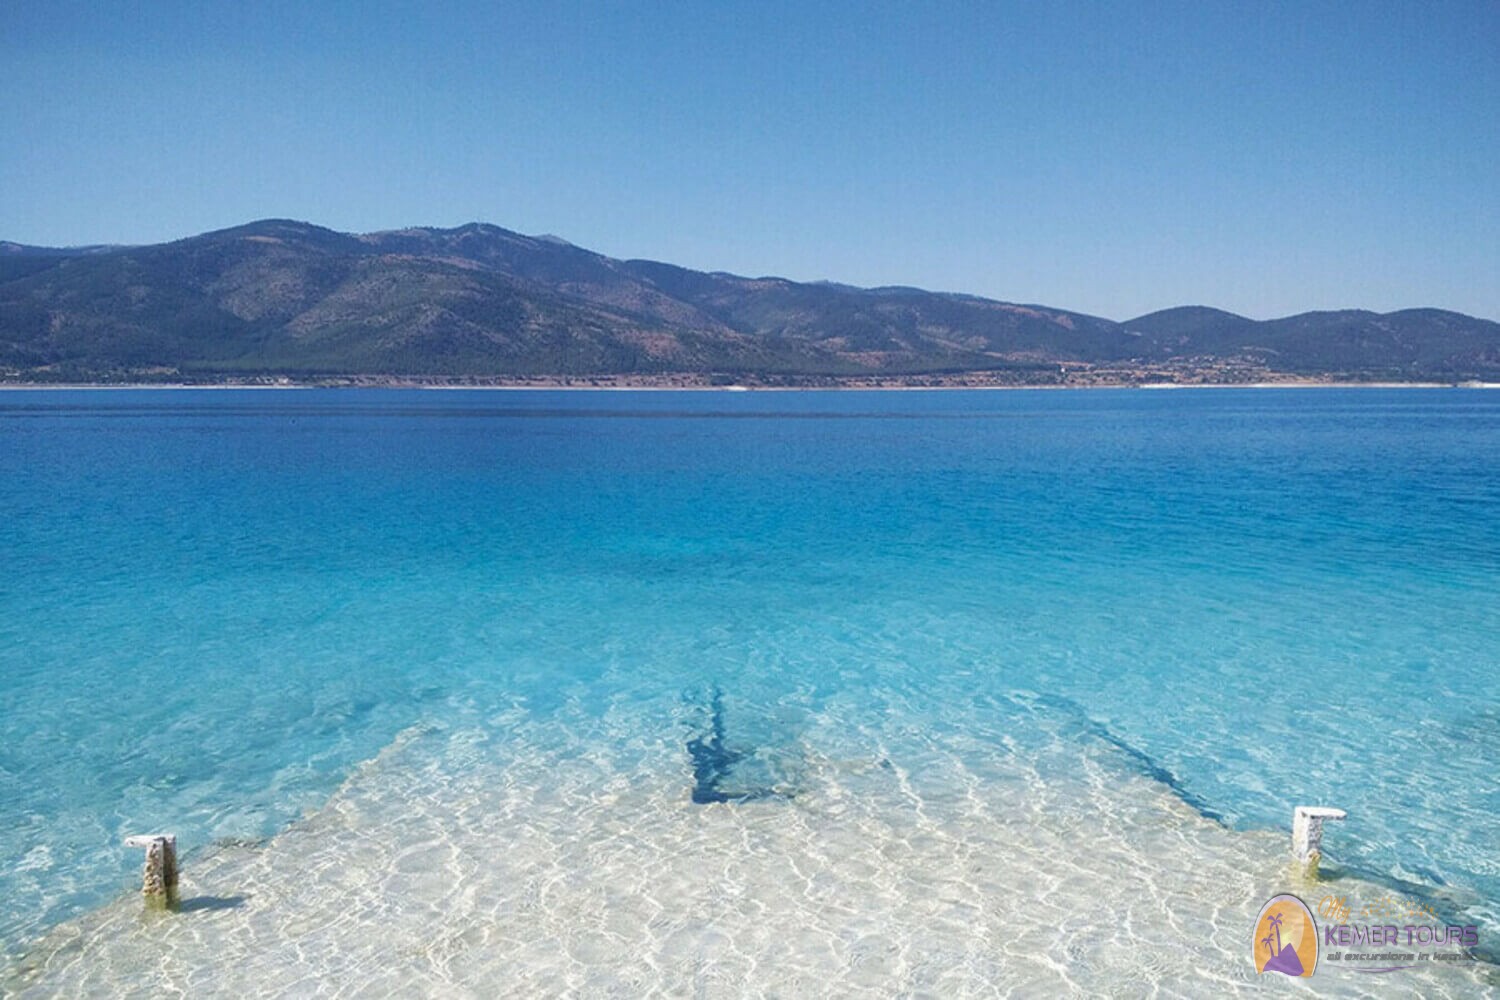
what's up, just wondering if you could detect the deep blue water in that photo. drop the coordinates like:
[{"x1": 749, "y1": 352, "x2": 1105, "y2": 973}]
[{"x1": 2, "y1": 387, "x2": 1498, "y2": 959}]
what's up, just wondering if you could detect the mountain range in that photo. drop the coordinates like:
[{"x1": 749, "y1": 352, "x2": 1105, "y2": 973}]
[{"x1": 2, "y1": 220, "x2": 1496, "y2": 384}]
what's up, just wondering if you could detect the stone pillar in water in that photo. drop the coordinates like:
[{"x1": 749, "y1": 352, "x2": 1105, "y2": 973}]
[
  {"x1": 124, "y1": 834, "x2": 178, "y2": 907},
  {"x1": 1291, "y1": 806, "x2": 1345, "y2": 878}
]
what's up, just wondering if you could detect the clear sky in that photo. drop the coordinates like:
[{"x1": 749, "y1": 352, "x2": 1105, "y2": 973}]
[{"x1": 3, "y1": 1, "x2": 1496, "y2": 321}]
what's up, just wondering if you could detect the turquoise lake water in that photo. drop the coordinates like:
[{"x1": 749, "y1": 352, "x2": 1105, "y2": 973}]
[{"x1": 1, "y1": 387, "x2": 1497, "y2": 993}]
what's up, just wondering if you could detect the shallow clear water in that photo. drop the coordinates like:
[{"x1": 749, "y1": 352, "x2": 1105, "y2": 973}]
[{"x1": 1, "y1": 387, "x2": 1497, "y2": 994}]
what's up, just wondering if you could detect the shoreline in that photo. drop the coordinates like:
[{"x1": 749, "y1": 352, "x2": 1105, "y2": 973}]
[
  {"x1": 1, "y1": 378, "x2": 1496, "y2": 392},
  {"x1": 9, "y1": 709, "x2": 1494, "y2": 997}
]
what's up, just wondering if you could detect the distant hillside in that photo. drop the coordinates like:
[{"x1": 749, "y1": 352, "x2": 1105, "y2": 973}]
[
  {"x1": 1, "y1": 220, "x2": 1496, "y2": 383},
  {"x1": 1124, "y1": 305, "x2": 1500, "y2": 377}
]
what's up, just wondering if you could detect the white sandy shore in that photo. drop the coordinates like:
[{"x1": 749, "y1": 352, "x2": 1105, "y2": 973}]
[{"x1": 7, "y1": 705, "x2": 1494, "y2": 998}]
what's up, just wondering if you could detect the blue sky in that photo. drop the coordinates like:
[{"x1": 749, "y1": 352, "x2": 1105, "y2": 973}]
[{"x1": 3, "y1": 1, "x2": 1496, "y2": 320}]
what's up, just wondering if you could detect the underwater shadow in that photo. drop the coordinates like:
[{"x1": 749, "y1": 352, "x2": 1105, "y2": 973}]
[
  {"x1": 686, "y1": 687, "x2": 793, "y2": 805},
  {"x1": 175, "y1": 894, "x2": 250, "y2": 913}
]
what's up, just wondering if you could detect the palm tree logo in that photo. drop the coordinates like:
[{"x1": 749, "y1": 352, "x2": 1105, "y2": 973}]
[
  {"x1": 1262, "y1": 911, "x2": 1284, "y2": 957},
  {"x1": 1254, "y1": 897, "x2": 1313, "y2": 977}
]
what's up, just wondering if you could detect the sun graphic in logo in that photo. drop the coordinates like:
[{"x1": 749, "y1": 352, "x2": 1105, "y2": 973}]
[{"x1": 1254, "y1": 894, "x2": 1318, "y2": 977}]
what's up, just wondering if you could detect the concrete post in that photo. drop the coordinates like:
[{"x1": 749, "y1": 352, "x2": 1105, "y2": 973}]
[
  {"x1": 1292, "y1": 806, "x2": 1345, "y2": 877},
  {"x1": 124, "y1": 834, "x2": 178, "y2": 907}
]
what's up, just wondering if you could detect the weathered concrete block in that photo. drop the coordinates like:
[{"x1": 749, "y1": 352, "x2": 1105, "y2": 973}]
[
  {"x1": 124, "y1": 834, "x2": 178, "y2": 906},
  {"x1": 1291, "y1": 806, "x2": 1345, "y2": 878}
]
